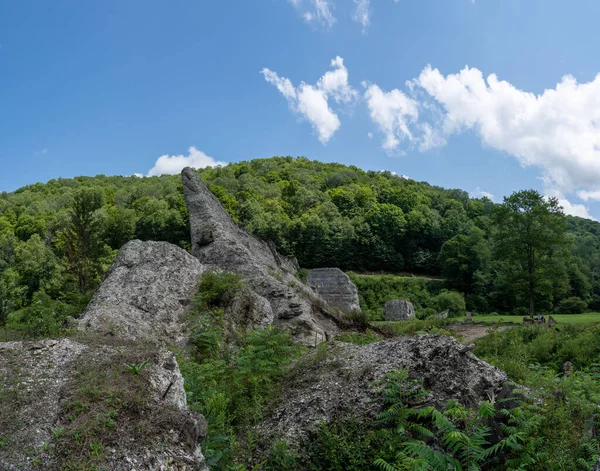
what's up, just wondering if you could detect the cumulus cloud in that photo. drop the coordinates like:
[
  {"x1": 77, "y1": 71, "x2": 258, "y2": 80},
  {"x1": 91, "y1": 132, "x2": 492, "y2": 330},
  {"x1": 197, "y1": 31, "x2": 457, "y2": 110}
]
[
  {"x1": 352, "y1": 0, "x2": 370, "y2": 32},
  {"x1": 146, "y1": 147, "x2": 227, "y2": 177},
  {"x1": 411, "y1": 66, "x2": 600, "y2": 193},
  {"x1": 262, "y1": 56, "x2": 357, "y2": 144},
  {"x1": 364, "y1": 83, "x2": 419, "y2": 151}
]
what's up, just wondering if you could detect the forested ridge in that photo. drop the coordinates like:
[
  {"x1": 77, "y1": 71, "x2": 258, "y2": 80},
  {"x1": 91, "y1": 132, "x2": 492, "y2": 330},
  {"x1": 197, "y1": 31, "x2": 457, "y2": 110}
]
[{"x1": 1, "y1": 156, "x2": 599, "y2": 336}]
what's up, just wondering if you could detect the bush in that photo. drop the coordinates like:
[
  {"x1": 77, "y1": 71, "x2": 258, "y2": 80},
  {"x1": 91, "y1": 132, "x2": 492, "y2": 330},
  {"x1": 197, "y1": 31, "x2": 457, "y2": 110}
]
[
  {"x1": 196, "y1": 271, "x2": 244, "y2": 310},
  {"x1": 556, "y1": 296, "x2": 587, "y2": 314},
  {"x1": 512, "y1": 306, "x2": 529, "y2": 317},
  {"x1": 348, "y1": 273, "x2": 443, "y2": 321},
  {"x1": 417, "y1": 307, "x2": 435, "y2": 320},
  {"x1": 434, "y1": 291, "x2": 465, "y2": 318}
]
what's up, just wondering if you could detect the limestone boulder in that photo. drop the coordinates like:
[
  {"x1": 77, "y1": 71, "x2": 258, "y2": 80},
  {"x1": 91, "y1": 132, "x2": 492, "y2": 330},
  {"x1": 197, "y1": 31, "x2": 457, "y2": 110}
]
[
  {"x1": 78, "y1": 240, "x2": 204, "y2": 345},
  {"x1": 384, "y1": 299, "x2": 416, "y2": 321},
  {"x1": 182, "y1": 167, "x2": 343, "y2": 345},
  {"x1": 307, "y1": 268, "x2": 360, "y2": 314}
]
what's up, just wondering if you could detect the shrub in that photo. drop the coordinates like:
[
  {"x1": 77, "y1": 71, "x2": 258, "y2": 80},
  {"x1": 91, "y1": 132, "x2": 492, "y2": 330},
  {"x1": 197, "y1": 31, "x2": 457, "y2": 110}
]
[
  {"x1": 512, "y1": 306, "x2": 529, "y2": 317},
  {"x1": 434, "y1": 290, "x2": 465, "y2": 318},
  {"x1": 196, "y1": 271, "x2": 244, "y2": 310},
  {"x1": 417, "y1": 307, "x2": 436, "y2": 320},
  {"x1": 556, "y1": 296, "x2": 587, "y2": 314}
]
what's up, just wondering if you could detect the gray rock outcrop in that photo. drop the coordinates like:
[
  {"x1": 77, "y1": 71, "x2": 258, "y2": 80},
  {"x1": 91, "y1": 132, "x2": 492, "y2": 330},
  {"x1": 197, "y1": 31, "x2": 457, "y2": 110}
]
[
  {"x1": 78, "y1": 240, "x2": 204, "y2": 345},
  {"x1": 255, "y1": 335, "x2": 507, "y2": 445},
  {"x1": 307, "y1": 268, "x2": 360, "y2": 314},
  {"x1": 0, "y1": 338, "x2": 208, "y2": 471},
  {"x1": 182, "y1": 167, "x2": 343, "y2": 345},
  {"x1": 384, "y1": 299, "x2": 416, "y2": 321}
]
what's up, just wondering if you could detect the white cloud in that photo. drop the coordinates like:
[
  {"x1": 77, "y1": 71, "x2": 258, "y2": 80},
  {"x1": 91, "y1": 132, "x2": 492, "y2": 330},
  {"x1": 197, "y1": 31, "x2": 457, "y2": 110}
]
[
  {"x1": 352, "y1": 0, "x2": 370, "y2": 32},
  {"x1": 364, "y1": 83, "x2": 419, "y2": 151},
  {"x1": 262, "y1": 56, "x2": 357, "y2": 144},
  {"x1": 317, "y1": 56, "x2": 358, "y2": 104},
  {"x1": 289, "y1": 0, "x2": 335, "y2": 28},
  {"x1": 578, "y1": 190, "x2": 600, "y2": 201},
  {"x1": 411, "y1": 66, "x2": 600, "y2": 193},
  {"x1": 146, "y1": 147, "x2": 227, "y2": 177},
  {"x1": 544, "y1": 188, "x2": 595, "y2": 220},
  {"x1": 471, "y1": 187, "x2": 495, "y2": 201},
  {"x1": 557, "y1": 198, "x2": 595, "y2": 220}
]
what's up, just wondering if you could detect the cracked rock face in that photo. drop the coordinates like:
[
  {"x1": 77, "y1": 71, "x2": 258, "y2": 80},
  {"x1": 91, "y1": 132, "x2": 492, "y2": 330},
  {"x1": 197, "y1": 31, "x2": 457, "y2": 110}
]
[
  {"x1": 182, "y1": 167, "x2": 343, "y2": 345},
  {"x1": 78, "y1": 240, "x2": 204, "y2": 345},
  {"x1": 384, "y1": 299, "x2": 416, "y2": 321},
  {"x1": 307, "y1": 268, "x2": 360, "y2": 314},
  {"x1": 255, "y1": 335, "x2": 507, "y2": 445},
  {"x1": 0, "y1": 338, "x2": 208, "y2": 471}
]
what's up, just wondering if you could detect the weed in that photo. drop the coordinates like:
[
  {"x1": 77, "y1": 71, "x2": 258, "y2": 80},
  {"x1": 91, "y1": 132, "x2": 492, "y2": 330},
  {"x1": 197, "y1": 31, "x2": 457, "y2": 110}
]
[{"x1": 124, "y1": 358, "x2": 149, "y2": 376}]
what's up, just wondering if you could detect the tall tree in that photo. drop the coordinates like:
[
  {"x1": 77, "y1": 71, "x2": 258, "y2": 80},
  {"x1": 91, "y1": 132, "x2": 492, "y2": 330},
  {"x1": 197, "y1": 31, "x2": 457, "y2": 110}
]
[
  {"x1": 61, "y1": 187, "x2": 104, "y2": 293},
  {"x1": 494, "y1": 190, "x2": 570, "y2": 316}
]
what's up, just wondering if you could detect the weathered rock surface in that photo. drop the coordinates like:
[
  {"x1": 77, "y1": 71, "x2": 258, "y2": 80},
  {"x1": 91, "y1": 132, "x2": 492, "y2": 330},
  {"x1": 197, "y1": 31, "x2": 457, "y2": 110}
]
[
  {"x1": 78, "y1": 240, "x2": 204, "y2": 345},
  {"x1": 256, "y1": 335, "x2": 507, "y2": 444},
  {"x1": 0, "y1": 338, "x2": 208, "y2": 471},
  {"x1": 384, "y1": 299, "x2": 416, "y2": 321},
  {"x1": 307, "y1": 268, "x2": 360, "y2": 314},
  {"x1": 182, "y1": 167, "x2": 343, "y2": 345}
]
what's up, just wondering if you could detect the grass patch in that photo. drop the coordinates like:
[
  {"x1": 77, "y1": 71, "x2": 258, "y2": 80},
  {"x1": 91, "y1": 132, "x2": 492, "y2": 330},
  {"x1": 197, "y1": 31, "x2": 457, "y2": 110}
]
[
  {"x1": 50, "y1": 345, "x2": 186, "y2": 471},
  {"x1": 455, "y1": 313, "x2": 600, "y2": 325}
]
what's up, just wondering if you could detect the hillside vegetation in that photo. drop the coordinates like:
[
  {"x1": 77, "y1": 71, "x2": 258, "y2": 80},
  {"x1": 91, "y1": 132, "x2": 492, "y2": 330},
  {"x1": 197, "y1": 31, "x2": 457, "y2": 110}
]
[{"x1": 1, "y1": 156, "x2": 600, "y2": 335}]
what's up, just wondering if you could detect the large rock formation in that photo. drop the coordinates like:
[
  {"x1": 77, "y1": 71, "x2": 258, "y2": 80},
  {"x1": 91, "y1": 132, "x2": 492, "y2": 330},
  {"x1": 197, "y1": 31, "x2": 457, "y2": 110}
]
[
  {"x1": 0, "y1": 338, "x2": 208, "y2": 471},
  {"x1": 307, "y1": 268, "x2": 360, "y2": 314},
  {"x1": 182, "y1": 167, "x2": 343, "y2": 345},
  {"x1": 255, "y1": 335, "x2": 507, "y2": 445},
  {"x1": 384, "y1": 299, "x2": 416, "y2": 321},
  {"x1": 78, "y1": 240, "x2": 204, "y2": 345}
]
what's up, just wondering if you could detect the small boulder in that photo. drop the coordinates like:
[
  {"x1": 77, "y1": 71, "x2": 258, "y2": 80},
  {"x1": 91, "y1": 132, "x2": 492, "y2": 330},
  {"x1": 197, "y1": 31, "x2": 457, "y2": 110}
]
[
  {"x1": 384, "y1": 300, "x2": 415, "y2": 321},
  {"x1": 307, "y1": 268, "x2": 361, "y2": 314},
  {"x1": 435, "y1": 309, "x2": 449, "y2": 320}
]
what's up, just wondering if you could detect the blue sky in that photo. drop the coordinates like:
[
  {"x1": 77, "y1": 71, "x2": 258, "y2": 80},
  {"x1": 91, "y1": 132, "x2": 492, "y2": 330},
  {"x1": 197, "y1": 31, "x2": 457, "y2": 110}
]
[{"x1": 2, "y1": 0, "x2": 600, "y2": 219}]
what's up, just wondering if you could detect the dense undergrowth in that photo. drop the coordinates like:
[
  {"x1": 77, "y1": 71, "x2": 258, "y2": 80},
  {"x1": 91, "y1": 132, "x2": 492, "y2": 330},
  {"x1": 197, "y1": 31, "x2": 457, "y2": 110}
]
[
  {"x1": 176, "y1": 271, "x2": 301, "y2": 470},
  {"x1": 177, "y1": 272, "x2": 600, "y2": 470}
]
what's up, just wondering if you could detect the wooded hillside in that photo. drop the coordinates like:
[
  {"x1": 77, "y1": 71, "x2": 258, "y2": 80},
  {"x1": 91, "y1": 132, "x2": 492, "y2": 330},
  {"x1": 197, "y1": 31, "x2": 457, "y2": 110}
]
[{"x1": 1, "y1": 156, "x2": 599, "y2": 336}]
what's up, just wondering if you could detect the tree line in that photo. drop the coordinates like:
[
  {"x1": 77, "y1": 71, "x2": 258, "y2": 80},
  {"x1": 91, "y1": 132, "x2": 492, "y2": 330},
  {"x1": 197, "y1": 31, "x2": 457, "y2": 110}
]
[{"x1": 0, "y1": 156, "x2": 598, "y2": 335}]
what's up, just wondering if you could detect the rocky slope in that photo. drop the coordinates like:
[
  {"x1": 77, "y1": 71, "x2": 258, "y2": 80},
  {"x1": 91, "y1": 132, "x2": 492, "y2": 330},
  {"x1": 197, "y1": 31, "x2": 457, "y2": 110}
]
[{"x1": 256, "y1": 335, "x2": 508, "y2": 445}]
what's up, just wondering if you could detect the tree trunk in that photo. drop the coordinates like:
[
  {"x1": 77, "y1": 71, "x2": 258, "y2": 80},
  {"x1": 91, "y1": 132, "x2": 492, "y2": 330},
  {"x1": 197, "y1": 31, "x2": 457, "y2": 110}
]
[{"x1": 529, "y1": 284, "x2": 535, "y2": 318}]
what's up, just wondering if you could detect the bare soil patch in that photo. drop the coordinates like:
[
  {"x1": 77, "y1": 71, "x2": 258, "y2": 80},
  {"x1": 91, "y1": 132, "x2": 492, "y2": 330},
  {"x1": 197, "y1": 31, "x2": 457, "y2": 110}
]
[{"x1": 449, "y1": 323, "x2": 513, "y2": 343}]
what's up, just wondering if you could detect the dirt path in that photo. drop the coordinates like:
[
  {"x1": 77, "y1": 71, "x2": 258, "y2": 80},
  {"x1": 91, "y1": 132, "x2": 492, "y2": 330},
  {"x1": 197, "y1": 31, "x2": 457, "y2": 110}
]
[{"x1": 448, "y1": 324, "x2": 513, "y2": 343}]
